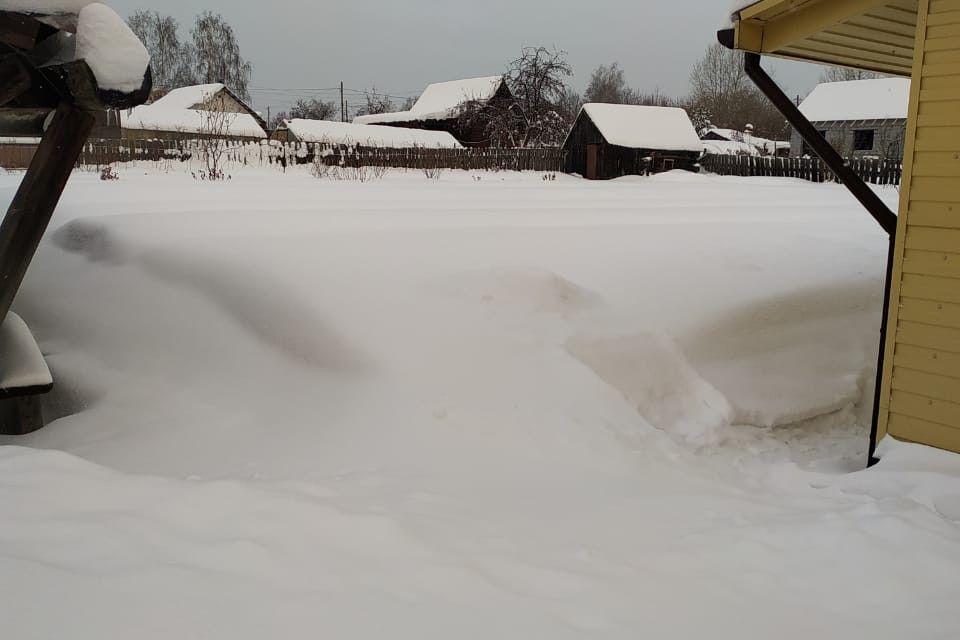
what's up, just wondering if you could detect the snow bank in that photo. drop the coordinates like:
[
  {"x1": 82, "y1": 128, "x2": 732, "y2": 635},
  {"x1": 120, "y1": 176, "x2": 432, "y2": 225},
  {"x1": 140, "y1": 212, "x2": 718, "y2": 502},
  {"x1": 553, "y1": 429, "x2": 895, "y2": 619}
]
[
  {"x1": 578, "y1": 104, "x2": 703, "y2": 152},
  {"x1": 800, "y1": 78, "x2": 911, "y2": 122},
  {"x1": 2, "y1": 169, "x2": 954, "y2": 639},
  {"x1": 283, "y1": 119, "x2": 462, "y2": 148},
  {"x1": 75, "y1": 3, "x2": 149, "y2": 93},
  {"x1": 569, "y1": 333, "x2": 733, "y2": 445},
  {"x1": 355, "y1": 76, "x2": 503, "y2": 124}
]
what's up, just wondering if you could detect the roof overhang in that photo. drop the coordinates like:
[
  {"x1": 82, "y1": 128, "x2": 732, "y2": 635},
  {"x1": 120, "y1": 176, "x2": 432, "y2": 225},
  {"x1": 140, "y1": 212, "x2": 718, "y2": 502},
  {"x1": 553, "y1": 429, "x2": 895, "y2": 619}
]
[{"x1": 725, "y1": 0, "x2": 919, "y2": 76}]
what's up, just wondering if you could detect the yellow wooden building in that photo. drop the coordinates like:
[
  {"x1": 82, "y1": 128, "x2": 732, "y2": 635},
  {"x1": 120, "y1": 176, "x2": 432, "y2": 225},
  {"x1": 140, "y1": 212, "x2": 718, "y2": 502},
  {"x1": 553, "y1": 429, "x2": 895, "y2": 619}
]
[{"x1": 723, "y1": 0, "x2": 960, "y2": 457}]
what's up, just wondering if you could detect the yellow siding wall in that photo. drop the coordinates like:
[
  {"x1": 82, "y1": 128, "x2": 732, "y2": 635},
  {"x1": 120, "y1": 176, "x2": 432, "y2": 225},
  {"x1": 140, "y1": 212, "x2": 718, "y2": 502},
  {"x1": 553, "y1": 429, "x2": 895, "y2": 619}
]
[{"x1": 881, "y1": 0, "x2": 960, "y2": 452}]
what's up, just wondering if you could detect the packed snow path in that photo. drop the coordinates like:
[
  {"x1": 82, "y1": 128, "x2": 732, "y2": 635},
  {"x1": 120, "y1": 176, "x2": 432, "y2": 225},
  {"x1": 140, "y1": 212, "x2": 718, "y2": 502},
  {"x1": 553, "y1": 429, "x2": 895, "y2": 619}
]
[{"x1": 1, "y1": 169, "x2": 958, "y2": 638}]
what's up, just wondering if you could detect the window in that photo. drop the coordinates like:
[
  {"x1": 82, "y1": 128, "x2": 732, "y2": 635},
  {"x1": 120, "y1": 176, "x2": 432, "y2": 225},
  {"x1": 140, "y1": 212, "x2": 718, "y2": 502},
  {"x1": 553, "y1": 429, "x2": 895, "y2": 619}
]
[
  {"x1": 802, "y1": 131, "x2": 827, "y2": 157},
  {"x1": 854, "y1": 129, "x2": 875, "y2": 152}
]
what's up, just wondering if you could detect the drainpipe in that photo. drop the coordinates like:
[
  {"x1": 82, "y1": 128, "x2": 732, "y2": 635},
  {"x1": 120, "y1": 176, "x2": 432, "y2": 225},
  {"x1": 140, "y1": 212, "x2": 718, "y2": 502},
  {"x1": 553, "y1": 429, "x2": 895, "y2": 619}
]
[{"x1": 734, "y1": 48, "x2": 898, "y2": 465}]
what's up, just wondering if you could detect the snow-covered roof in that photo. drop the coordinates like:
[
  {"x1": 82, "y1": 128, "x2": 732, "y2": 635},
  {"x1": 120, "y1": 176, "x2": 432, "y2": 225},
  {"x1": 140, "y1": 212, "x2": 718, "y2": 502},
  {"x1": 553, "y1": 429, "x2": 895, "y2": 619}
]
[
  {"x1": 574, "y1": 104, "x2": 703, "y2": 152},
  {"x1": 701, "y1": 127, "x2": 788, "y2": 156},
  {"x1": 799, "y1": 78, "x2": 910, "y2": 122},
  {"x1": 121, "y1": 84, "x2": 267, "y2": 139},
  {"x1": 0, "y1": 0, "x2": 94, "y2": 13},
  {"x1": 282, "y1": 119, "x2": 462, "y2": 148},
  {"x1": 702, "y1": 139, "x2": 760, "y2": 156},
  {"x1": 148, "y1": 84, "x2": 230, "y2": 110},
  {"x1": 354, "y1": 76, "x2": 505, "y2": 125}
]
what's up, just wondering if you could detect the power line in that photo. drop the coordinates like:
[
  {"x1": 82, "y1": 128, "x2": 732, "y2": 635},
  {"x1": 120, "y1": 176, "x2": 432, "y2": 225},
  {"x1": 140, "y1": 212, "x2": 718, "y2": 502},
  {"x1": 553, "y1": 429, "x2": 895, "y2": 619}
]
[{"x1": 249, "y1": 85, "x2": 419, "y2": 101}]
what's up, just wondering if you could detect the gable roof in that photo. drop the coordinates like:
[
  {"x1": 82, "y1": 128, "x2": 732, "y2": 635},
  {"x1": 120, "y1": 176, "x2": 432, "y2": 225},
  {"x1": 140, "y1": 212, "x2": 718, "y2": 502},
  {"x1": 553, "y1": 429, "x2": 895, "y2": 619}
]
[
  {"x1": 571, "y1": 104, "x2": 703, "y2": 152},
  {"x1": 354, "y1": 76, "x2": 506, "y2": 125},
  {"x1": 120, "y1": 83, "x2": 267, "y2": 139},
  {"x1": 798, "y1": 78, "x2": 911, "y2": 123},
  {"x1": 281, "y1": 119, "x2": 462, "y2": 148}
]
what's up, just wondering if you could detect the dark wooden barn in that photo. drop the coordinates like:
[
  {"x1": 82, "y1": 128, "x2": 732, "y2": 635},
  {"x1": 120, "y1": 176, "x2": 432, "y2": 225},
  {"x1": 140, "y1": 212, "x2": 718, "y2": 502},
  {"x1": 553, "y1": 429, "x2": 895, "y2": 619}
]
[
  {"x1": 354, "y1": 76, "x2": 517, "y2": 148},
  {"x1": 563, "y1": 104, "x2": 704, "y2": 180}
]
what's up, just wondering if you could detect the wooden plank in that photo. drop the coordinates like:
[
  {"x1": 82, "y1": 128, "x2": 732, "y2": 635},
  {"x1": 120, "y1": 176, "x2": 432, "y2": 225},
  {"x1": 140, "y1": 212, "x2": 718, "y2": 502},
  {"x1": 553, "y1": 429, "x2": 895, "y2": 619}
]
[
  {"x1": 897, "y1": 319, "x2": 960, "y2": 351},
  {"x1": 894, "y1": 341, "x2": 960, "y2": 375},
  {"x1": 891, "y1": 388, "x2": 960, "y2": 426},
  {"x1": 905, "y1": 226, "x2": 960, "y2": 252},
  {"x1": 887, "y1": 412, "x2": 960, "y2": 451},
  {"x1": 903, "y1": 247, "x2": 960, "y2": 274},
  {"x1": 898, "y1": 297, "x2": 960, "y2": 329},
  {"x1": 908, "y1": 175, "x2": 960, "y2": 199},
  {"x1": 910, "y1": 150, "x2": 960, "y2": 177},
  {"x1": 892, "y1": 365, "x2": 960, "y2": 403},
  {"x1": 901, "y1": 272, "x2": 960, "y2": 302}
]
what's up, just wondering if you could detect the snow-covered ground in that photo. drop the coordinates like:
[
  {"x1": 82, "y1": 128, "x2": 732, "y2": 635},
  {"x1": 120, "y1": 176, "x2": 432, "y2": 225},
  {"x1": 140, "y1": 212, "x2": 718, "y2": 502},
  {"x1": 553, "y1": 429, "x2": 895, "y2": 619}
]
[{"x1": 1, "y1": 167, "x2": 959, "y2": 638}]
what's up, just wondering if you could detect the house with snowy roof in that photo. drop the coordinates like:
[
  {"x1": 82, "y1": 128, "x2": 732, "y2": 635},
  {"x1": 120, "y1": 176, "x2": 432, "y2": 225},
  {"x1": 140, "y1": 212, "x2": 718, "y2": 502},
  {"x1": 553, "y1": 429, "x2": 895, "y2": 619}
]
[
  {"x1": 791, "y1": 78, "x2": 910, "y2": 159},
  {"x1": 273, "y1": 119, "x2": 462, "y2": 148},
  {"x1": 562, "y1": 104, "x2": 703, "y2": 179},
  {"x1": 111, "y1": 83, "x2": 268, "y2": 142},
  {"x1": 353, "y1": 76, "x2": 516, "y2": 147}
]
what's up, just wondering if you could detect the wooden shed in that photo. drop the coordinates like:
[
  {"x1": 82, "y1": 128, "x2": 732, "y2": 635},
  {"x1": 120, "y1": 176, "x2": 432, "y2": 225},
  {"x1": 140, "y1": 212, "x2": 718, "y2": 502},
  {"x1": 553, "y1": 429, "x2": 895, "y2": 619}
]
[
  {"x1": 563, "y1": 104, "x2": 703, "y2": 180},
  {"x1": 723, "y1": 0, "x2": 960, "y2": 458},
  {"x1": 353, "y1": 76, "x2": 517, "y2": 147}
]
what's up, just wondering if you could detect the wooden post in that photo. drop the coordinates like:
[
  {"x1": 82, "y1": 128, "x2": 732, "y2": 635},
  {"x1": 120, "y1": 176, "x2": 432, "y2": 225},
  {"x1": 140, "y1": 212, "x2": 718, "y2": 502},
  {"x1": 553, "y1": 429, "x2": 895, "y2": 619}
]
[{"x1": 0, "y1": 102, "x2": 94, "y2": 324}]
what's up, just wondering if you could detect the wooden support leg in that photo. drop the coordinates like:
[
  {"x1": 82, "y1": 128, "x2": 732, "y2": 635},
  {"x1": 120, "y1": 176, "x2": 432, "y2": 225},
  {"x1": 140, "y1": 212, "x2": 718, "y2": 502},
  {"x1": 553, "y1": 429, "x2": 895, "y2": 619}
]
[
  {"x1": 0, "y1": 102, "x2": 94, "y2": 325},
  {"x1": 0, "y1": 394, "x2": 43, "y2": 436}
]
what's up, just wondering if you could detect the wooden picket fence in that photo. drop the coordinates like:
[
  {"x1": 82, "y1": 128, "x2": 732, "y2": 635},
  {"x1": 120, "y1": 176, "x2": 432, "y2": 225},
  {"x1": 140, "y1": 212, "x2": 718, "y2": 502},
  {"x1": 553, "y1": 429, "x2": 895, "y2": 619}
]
[
  {"x1": 701, "y1": 153, "x2": 903, "y2": 186},
  {"x1": 68, "y1": 138, "x2": 567, "y2": 173}
]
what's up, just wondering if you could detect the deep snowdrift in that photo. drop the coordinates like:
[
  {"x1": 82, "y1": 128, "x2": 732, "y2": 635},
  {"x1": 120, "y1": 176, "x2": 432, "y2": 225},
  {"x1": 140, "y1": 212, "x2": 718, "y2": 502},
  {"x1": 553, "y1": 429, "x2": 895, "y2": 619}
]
[{"x1": 1, "y1": 168, "x2": 958, "y2": 638}]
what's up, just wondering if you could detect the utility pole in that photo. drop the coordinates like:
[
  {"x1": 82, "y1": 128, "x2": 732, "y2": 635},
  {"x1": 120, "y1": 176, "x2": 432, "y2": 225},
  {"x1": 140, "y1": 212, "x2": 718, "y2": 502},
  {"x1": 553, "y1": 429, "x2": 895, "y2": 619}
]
[
  {"x1": 267, "y1": 106, "x2": 271, "y2": 128},
  {"x1": 341, "y1": 82, "x2": 345, "y2": 122}
]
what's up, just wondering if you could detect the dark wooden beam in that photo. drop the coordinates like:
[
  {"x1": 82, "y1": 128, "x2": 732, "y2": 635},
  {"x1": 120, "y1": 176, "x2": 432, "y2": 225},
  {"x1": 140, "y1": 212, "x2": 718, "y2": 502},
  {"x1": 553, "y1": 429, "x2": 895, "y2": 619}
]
[
  {"x1": 0, "y1": 102, "x2": 94, "y2": 325},
  {"x1": 0, "y1": 54, "x2": 31, "y2": 107},
  {"x1": 0, "y1": 11, "x2": 47, "y2": 50}
]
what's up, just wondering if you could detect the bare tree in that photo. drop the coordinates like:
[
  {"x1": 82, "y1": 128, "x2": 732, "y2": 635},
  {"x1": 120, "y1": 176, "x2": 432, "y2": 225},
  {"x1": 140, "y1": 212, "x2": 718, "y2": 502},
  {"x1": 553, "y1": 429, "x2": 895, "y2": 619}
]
[
  {"x1": 197, "y1": 94, "x2": 232, "y2": 180},
  {"x1": 584, "y1": 63, "x2": 636, "y2": 104},
  {"x1": 687, "y1": 44, "x2": 786, "y2": 139},
  {"x1": 634, "y1": 88, "x2": 681, "y2": 108},
  {"x1": 819, "y1": 66, "x2": 883, "y2": 82},
  {"x1": 556, "y1": 86, "x2": 583, "y2": 121},
  {"x1": 503, "y1": 46, "x2": 574, "y2": 147},
  {"x1": 357, "y1": 87, "x2": 395, "y2": 117},
  {"x1": 271, "y1": 98, "x2": 338, "y2": 129},
  {"x1": 127, "y1": 11, "x2": 196, "y2": 90},
  {"x1": 192, "y1": 12, "x2": 252, "y2": 101}
]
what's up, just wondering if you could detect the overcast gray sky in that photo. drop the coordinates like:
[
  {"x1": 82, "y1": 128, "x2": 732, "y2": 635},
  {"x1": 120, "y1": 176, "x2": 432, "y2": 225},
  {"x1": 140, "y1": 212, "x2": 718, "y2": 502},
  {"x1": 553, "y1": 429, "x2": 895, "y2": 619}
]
[{"x1": 107, "y1": 0, "x2": 823, "y2": 117}]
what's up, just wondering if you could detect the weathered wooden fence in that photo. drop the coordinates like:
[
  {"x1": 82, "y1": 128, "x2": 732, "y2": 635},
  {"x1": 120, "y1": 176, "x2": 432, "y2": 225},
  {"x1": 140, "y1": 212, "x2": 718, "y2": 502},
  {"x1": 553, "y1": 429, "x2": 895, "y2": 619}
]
[
  {"x1": 65, "y1": 139, "x2": 568, "y2": 173},
  {"x1": 701, "y1": 153, "x2": 902, "y2": 186}
]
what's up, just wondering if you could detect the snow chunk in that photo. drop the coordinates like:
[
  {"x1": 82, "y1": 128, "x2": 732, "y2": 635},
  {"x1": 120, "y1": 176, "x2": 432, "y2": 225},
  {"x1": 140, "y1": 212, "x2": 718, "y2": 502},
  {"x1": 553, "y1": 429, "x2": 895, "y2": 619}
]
[
  {"x1": 0, "y1": 312, "x2": 52, "y2": 391},
  {"x1": 578, "y1": 104, "x2": 703, "y2": 152},
  {"x1": 284, "y1": 119, "x2": 462, "y2": 149},
  {"x1": 355, "y1": 76, "x2": 504, "y2": 124},
  {"x1": 75, "y1": 3, "x2": 149, "y2": 93},
  {"x1": 800, "y1": 78, "x2": 911, "y2": 122},
  {"x1": 569, "y1": 333, "x2": 733, "y2": 446}
]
